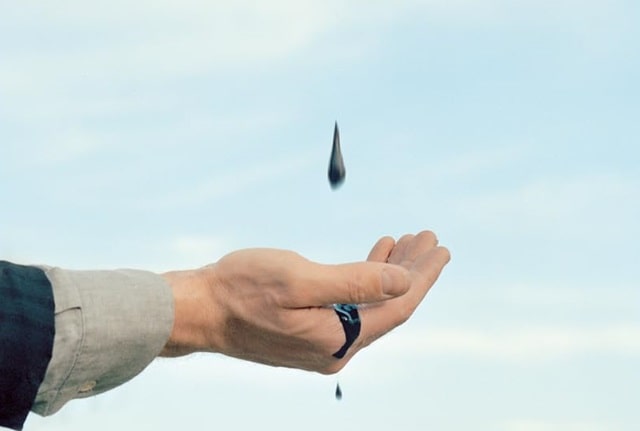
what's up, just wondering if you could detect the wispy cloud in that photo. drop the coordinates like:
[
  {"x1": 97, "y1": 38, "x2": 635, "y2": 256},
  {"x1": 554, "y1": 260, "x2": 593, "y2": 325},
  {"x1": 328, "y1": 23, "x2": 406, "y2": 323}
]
[
  {"x1": 495, "y1": 283, "x2": 640, "y2": 312},
  {"x1": 404, "y1": 0, "x2": 630, "y2": 29},
  {"x1": 141, "y1": 148, "x2": 319, "y2": 210},
  {"x1": 168, "y1": 234, "x2": 229, "y2": 268},
  {"x1": 420, "y1": 143, "x2": 533, "y2": 181},
  {"x1": 0, "y1": 1, "x2": 340, "y2": 84},
  {"x1": 374, "y1": 323, "x2": 640, "y2": 363},
  {"x1": 4, "y1": 0, "x2": 628, "y2": 89},
  {"x1": 450, "y1": 173, "x2": 640, "y2": 235},
  {"x1": 502, "y1": 419, "x2": 624, "y2": 431}
]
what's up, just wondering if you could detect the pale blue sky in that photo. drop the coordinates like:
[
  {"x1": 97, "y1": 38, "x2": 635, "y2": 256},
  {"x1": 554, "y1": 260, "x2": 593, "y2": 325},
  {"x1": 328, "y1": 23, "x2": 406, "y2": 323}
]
[{"x1": 1, "y1": 2, "x2": 639, "y2": 430}]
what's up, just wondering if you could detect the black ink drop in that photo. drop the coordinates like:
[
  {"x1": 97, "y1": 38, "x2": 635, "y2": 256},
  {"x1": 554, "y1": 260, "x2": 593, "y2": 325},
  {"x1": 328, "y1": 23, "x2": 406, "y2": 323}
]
[
  {"x1": 328, "y1": 121, "x2": 346, "y2": 189},
  {"x1": 335, "y1": 382, "x2": 343, "y2": 400}
]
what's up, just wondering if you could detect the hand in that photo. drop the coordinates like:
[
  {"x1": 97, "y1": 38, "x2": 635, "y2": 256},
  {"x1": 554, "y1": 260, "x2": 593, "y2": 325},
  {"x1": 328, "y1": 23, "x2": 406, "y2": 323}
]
[{"x1": 161, "y1": 231, "x2": 450, "y2": 374}]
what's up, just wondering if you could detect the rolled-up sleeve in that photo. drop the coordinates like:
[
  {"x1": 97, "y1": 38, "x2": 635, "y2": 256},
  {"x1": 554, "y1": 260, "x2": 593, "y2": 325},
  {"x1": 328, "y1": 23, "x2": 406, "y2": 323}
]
[{"x1": 31, "y1": 268, "x2": 174, "y2": 416}]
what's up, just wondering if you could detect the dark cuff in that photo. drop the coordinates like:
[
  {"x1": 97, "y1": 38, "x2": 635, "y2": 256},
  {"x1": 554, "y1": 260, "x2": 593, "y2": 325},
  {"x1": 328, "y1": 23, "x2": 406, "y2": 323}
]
[{"x1": 0, "y1": 261, "x2": 55, "y2": 430}]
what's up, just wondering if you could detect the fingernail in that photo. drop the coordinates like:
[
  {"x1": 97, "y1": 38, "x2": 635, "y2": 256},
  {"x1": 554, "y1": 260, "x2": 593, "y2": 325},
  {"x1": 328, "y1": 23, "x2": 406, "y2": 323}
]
[{"x1": 381, "y1": 267, "x2": 410, "y2": 297}]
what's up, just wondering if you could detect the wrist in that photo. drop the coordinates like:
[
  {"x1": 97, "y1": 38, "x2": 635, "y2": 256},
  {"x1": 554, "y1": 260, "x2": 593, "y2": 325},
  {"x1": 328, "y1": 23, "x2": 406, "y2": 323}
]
[{"x1": 159, "y1": 268, "x2": 220, "y2": 357}]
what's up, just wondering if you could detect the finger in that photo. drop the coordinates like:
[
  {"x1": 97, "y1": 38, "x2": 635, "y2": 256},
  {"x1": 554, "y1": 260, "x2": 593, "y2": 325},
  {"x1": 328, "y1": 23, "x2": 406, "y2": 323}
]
[
  {"x1": 357, "y1": 246, "x2": 451, "y2": 344},
  {"x1": 284, "y1": 261, "x2": 411, "y2": 308},
  {"x1": 387, "y1": 234, "x2": 415, "y2": 265},
  {"x1": 406, "y1": 246, "x2": 451, "y2": 303},
  {"x1": 402, "y1": 230, "x2": 439, "y2": 262},
  {"x1": 367, "y1": 236, "x2": 395, "y2": 262}
]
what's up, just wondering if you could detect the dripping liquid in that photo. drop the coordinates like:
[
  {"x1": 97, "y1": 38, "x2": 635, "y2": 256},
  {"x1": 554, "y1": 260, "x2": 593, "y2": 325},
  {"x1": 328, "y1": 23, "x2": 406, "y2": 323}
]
[
  {"x1": 328, "y1": 121, "x2": 345, "y2": 189},
  {"x1": 329, "y1": 121, "x2": 345, "y2": 402}
]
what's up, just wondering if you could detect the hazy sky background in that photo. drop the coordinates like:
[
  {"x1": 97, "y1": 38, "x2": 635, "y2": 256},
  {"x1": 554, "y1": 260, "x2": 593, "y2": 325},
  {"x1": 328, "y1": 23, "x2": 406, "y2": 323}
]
[{"x1": 1, "y1": 1, "x2": 639, "y2": 430}]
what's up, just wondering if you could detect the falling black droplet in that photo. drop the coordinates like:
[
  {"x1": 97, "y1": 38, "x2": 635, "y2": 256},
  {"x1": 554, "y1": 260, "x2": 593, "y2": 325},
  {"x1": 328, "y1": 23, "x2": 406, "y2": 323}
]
[
  {"x1": 328, "y1": 121, "x2": 346, "y2": 189},
  {"x1": 335, "y1": 382, "x2": 343, "y2": 400}
]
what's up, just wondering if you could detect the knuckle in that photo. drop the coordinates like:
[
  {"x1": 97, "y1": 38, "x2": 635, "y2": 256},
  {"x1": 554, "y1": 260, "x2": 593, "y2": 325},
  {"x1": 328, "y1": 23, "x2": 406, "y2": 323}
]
[
  {"x1": 417, "y1": 230, "x2": 438, "y2": 246},
  {"x1": 398, "y1": 233, "x2": 415, "y2": 244},
  {"x1": 345, "y1": 272, "x2": 368, "y2": 304},
  {"x1": 379, "y1": 235, "x2": 395, "y2": 246},
  {"x1": 438, "y1": 246, "x2": 452, "y2": 262}
]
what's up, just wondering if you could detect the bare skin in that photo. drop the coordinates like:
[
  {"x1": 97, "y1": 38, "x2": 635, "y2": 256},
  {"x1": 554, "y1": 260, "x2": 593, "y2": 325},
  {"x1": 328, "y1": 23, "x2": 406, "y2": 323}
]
[{"x1": 160, "y1": 230, "x2": 450, "y2": 374}]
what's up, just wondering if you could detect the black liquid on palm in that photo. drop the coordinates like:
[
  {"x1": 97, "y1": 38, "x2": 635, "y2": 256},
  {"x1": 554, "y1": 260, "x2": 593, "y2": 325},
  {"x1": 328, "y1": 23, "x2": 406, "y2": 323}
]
[
  {"x1": 335, "y1": 383, "x2": 343, "y2": 400},
  {"x1": 328, "y1": 121, "x2": 346, "y2": 189}
]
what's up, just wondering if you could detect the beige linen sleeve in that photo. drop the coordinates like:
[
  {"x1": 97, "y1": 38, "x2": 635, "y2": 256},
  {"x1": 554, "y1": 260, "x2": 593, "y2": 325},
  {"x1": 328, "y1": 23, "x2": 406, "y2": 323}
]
[{"x1": 31, "y1": 268, "x2": 174, "y2": 416}]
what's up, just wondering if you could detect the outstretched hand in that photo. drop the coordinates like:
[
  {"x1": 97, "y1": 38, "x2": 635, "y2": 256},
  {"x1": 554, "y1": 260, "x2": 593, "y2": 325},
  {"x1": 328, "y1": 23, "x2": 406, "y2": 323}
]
[{"x1": 161, "y1": 231, "x2": 450, "y2": 374}]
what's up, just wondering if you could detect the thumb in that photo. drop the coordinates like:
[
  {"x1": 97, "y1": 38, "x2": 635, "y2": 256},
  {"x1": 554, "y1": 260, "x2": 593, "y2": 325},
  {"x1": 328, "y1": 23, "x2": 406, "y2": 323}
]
[{"x1": 289, "y1": 261, "x2": 411, "y2": 308}]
